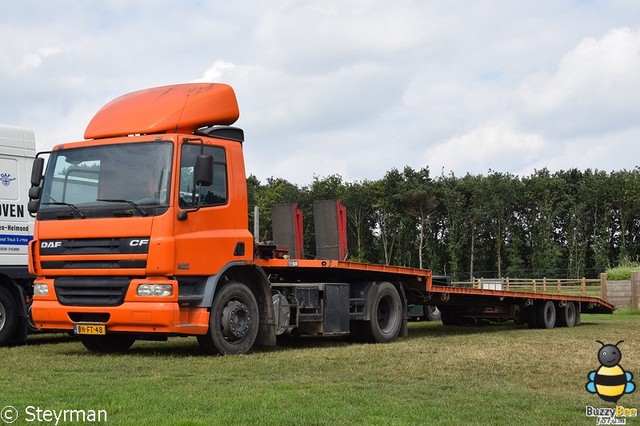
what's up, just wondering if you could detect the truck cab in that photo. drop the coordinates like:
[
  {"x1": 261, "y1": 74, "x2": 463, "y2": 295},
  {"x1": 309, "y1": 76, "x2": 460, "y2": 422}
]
[{"x1": 28, "y1": 84, "x2": 275, "y2": 353}]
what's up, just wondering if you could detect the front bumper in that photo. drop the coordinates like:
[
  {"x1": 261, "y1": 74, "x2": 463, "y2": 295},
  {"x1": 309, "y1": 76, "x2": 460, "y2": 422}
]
[
  {"x1": 32, "y1": 300, "x2": 179, "y2": 333},
  {"x1": 32, "y1": 277, "x2": 210, "y2": 335}
]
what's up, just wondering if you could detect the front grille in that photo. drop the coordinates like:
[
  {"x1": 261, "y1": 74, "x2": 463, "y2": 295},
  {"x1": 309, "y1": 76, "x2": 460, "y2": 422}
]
[
  {"x1": 55, "y1": 277, "x2": 130, "y2": 306},
  {"x1": 40, "y1": 237, "x2": 150, "y2": 255},
  {"x1": 39, "y1": 237, "x2": 150, "y2": 270},
  {"x1": 42, "y1": 260, "x2": 146, "y2": 269}
]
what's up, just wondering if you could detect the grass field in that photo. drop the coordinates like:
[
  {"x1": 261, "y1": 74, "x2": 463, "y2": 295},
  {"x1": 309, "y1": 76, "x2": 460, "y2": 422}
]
[{"x1": 1, "y1": 312, "x2": 638, "y2": 425}]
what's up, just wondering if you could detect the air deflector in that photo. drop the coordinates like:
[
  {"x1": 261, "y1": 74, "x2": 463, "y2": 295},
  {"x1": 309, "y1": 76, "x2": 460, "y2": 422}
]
[{"x1": 84, "y1": 83, "x2": 239, "y2": 139}]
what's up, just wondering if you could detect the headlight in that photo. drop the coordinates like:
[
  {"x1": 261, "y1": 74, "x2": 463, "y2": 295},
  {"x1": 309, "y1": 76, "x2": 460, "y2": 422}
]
[
  {"x1": 34, "y1": 283, "x2": 49, "y2": 296},
  {"x1": 137, "y1": 284, "x2": 173, "y2": 297}
]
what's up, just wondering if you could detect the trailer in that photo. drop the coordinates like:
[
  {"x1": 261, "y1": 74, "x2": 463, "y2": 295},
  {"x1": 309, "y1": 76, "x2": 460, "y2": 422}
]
[
  {"x1": 0, "y1": 125, "x2": 35, "y2": 346},
  {"x1": 26, "y1": 83, "x2": 613, "y2": 354}
]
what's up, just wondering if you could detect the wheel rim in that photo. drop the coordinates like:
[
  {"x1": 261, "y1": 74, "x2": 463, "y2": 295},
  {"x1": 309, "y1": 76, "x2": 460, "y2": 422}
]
[
  {"x1": 221, "y1": 300, "x2": 251, "y2": 341},
  {"x1": 377, "y1": 295, "x2": 397, "y2": 333},
  {"x1": 27, "y1": 303, "x2": 37, "y2": 330}
]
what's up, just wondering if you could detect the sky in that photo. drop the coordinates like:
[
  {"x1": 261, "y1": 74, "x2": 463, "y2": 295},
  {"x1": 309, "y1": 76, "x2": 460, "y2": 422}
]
[{"x1": 2, "y1": 0, "x2": 640, "y2": 185}]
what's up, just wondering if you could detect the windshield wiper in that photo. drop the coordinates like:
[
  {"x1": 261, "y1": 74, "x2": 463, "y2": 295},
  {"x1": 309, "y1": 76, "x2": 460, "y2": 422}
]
[
  {"x1": 96, "y1": 199, "x2": 149, "y2": 217},
  {"x1": 42, "y1": 202, "x2": 86, "y2": 219}
]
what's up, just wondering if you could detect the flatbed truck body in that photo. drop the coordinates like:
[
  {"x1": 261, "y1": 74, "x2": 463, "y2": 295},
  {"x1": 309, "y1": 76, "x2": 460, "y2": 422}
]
[{"x1": 27, "y1": 83, "x2": 613, "y2": 354}]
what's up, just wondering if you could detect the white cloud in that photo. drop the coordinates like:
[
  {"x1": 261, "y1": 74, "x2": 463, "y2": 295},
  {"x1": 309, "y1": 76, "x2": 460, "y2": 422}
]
[
  {"x1": 516, "y1": 27, "x2": 640, "y2": 138},
  {"x1": 2, "y1": 2, "x2": 640, "y2": 184},
  {"x1": 424, "y1": 118, "x2": 546, "y2": 175},
  {"x1": 424, "y1": 26, "x2": 640, "y2": 177},
  {"x1": 253, "y1": 1, "x2": 438, "y2": 72},
  {"x1": 15, "y1": 47, "x2": 63, "y2": 72}
]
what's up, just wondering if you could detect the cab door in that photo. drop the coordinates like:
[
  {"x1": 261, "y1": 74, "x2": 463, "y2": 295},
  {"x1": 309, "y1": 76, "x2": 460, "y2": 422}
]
[{"x1": 173, "y1": 141, "x2": 241, "y2": 275}]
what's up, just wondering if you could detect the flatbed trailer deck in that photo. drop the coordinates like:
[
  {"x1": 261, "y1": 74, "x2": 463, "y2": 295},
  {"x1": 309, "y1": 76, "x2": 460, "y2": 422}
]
[{"x1": 255, "y1": 258, "x2": 613, "y2": 332}]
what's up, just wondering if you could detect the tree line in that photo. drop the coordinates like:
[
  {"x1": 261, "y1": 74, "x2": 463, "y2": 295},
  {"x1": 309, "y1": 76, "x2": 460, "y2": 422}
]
[{"x1": 247, "y1": 167, "x2": 640, "y2": 280}]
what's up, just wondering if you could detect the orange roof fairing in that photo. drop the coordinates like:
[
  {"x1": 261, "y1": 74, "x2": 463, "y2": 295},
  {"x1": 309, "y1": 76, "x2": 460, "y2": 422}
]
[{"x1": 84, "y1": 83, "x2": 239, "y2": 140}]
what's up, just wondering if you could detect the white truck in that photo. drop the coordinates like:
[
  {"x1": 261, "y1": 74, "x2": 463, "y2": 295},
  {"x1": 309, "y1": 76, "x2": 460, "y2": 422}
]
[{"x1": 0, "y1": 125, "x2": 35, "y2": 345}]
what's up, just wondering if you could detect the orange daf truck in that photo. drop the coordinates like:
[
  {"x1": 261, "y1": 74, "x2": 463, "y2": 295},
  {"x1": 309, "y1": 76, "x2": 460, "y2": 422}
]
[{"x1": 26, "y1": 83, "x2": 613, "y2": 354}]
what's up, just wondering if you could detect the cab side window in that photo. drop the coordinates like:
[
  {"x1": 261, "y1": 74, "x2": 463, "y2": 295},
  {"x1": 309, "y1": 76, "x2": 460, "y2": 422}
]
[{"x1": 179, "y1": 144, "x2": 227, "y2": 208}]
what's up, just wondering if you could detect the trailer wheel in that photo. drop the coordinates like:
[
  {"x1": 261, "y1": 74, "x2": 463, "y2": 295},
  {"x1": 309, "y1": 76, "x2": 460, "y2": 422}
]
[
  {"x1": 440, "y1": 308, "x2": 463, "y2": 326},
  {"x1": 198, "y1": 281, "x2": 259, "y2": 355},
  {"x1": 526, "y1": 306, "x2": 538, "y2": 329},
  {"x1": 79, "y1": 334, "x2": 136, "y2": 353},
  {"x1": 556, "y1": 302, "x2": 576, "y2": 327},
  {"x1": 535, "y1": 301, "x2": 556, "y2": 329},
  {"x1": 425, "y1": 305, "x2": 441, "y2": 321},
  {"x1": 0, "y1": 286, "x2": 18, "y2": 346}
]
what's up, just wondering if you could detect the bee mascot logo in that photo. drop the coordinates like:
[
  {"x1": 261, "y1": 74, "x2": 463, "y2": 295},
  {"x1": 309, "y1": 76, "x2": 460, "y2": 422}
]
[{"x1": 586, "y1": 340, "x2": 636, "y2": 403}]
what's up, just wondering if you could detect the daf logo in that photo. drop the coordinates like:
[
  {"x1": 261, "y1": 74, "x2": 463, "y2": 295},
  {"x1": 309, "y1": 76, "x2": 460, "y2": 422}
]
[
  {"x1": 129, "y1": 239, "x2": 149, "y2": 247},
  {"x1": 41, "y1": 241, "x2": 63, "y2": 249},
  {"x1": 0, "y1": 172, "x2": 16, "y2": 187}
]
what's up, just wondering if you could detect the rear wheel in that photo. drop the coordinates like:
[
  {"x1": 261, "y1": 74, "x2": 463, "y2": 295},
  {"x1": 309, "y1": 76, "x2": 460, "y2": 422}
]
[
  {"x1": 535, "y1": 301, "x2": 556, "y2": 329},
  {"x1": 79, "y1": 334, "x2": 136, "y2": 353},
  {"x1": 198, "y1": 281, "x2": 259, "y2": 355},
  {"x1": 370, "y1": 282, "x2": 402, "y2": 343},
  {"x1": 0, "y1": 286, "x2": 18, "y2": 346},
  {"x1": 425, "y1": 305, "x2": 441, "y2": 321},
  {"x1": 526, "y1": 306, "x2": 538, "y2": 329},
  {"x1": 440, "y1": 307, "x2": 463, "y2": 326},
  {"x1": 350, "y1": 282, "x2": 402, "y2": 343},
  {"x1": 556, "y1": 302, "x2": 576, "y2": 327}
]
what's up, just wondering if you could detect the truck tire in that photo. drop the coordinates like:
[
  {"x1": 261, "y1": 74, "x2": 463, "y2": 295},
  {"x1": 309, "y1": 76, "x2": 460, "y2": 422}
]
[
  {"x1": 198, "y1": 281, "x2": 259, "y2": 355},
  {"x1": 556, "y1": 302, "x2": 576, "y2": 327},
  {"x1": 535, "y1": 301, "x2": 556, "y2": 329},
  {"x1": 0, "y1": 286, "x2": 18, "y2": 346},
  {"x1": 79, "y1": 334, "x2": 136, "y2": 353},
  {"x1": 26, "y1": 300, "x2": 40, "y2": 332},
  {"x1": 367, "y1": 282, "x2": 403, "y2": 343},
  {"x1": 440, "y1": 307, "x2": 463, "y2": 326},
  {"x1": 425, "y1": 305, "x2": 441, "y2": 321},
  {"x1": 526, "y1": 306, "x2": 538, "y2": 329}
]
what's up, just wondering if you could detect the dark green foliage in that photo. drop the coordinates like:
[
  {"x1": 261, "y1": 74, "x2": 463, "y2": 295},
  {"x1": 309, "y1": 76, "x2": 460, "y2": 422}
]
[{"x1": 248, "y1": 167, "x2": 640, "y2": 279}]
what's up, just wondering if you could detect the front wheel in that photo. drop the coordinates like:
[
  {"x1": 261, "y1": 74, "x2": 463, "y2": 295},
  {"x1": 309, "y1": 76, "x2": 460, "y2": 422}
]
[{"x1": 198, "y1": 281, "x2": 259, "y2": 355}]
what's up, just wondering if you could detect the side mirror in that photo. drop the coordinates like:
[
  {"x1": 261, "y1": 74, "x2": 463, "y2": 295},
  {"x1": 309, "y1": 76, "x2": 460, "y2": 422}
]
[
  {"x1": 28, "y1": 200, "x2": 40, "y2": 214},
  {"x1": 31, "y1": 157, "x2": 45, "y2": 187},
  {"x1": 194, "y1": 154, "x2": 213, "y2": 187},
  {"x1": 29, "y1": 186, "x2": 42, "y2": 199},
  {"x1": 177, "y1": 154, "x2": 214, "y2": 222}
]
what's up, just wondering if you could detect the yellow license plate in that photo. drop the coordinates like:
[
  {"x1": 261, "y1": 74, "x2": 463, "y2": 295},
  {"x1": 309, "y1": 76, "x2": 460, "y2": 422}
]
[{"x1": 74, "y1": 324, "x2": 106, "y2": 335}]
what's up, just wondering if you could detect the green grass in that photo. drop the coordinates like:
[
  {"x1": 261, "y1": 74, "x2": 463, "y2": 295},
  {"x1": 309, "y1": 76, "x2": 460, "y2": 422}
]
[{"x1": 1, "y1": 314, "x2": 639, "y2": 425}]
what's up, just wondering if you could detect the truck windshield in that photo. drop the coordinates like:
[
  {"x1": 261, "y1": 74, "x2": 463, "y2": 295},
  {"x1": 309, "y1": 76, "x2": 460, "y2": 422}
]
[{"x1": 38, "y1": 141, "x2": 173, "y2": 219}]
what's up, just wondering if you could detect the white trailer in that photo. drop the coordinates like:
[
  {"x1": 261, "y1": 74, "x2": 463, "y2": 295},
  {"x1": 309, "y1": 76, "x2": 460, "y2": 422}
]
[{"x1": 0, "y1": 125, "x2": 35, "y2": 345}]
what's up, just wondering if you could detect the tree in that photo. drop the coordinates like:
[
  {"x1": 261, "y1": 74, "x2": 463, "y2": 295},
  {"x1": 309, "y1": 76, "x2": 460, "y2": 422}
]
[
  {"x1": 342, "y1": 180, "x2": 377, "y2": 262},
  {"x1": 394, "y1": 167, "x2": 439, "y2": 269}
]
